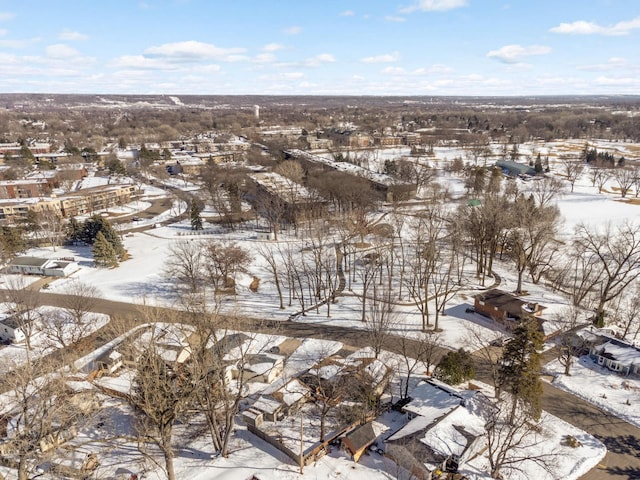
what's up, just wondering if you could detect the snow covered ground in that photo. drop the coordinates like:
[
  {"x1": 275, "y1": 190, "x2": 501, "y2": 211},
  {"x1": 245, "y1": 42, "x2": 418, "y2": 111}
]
[
  {"x1": 545, "y1": 356, "x2": 640, "y2": 429},
  {"x1": 5, "y1": 139, "x2": 640, "y2": 479}
]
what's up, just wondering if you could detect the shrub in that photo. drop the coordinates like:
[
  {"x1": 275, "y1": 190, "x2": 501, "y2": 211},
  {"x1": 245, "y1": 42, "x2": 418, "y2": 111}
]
[{"x1": 434, "y1": 348, "x2": 475, "y2": 385}]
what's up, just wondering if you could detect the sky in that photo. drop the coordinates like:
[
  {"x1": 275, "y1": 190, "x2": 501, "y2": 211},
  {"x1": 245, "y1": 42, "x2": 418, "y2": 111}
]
[{"x1": 0, "y1": 0, "x2": 638, "y2": 96}]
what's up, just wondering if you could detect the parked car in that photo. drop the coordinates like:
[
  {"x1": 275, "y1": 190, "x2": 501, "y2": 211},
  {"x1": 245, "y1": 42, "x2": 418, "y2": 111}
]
[{"x1": 465, "y1": 307, "x2": 475, "y2": 314}]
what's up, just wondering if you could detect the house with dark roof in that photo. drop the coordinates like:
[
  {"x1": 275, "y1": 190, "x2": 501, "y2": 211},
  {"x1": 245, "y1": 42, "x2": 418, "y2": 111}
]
[
  {"x1": 474, "y1": 289, "x2": 546, "y2": 333},
  {"x1": 0, "y1": 314, "x2": 30, "y2": 343}
]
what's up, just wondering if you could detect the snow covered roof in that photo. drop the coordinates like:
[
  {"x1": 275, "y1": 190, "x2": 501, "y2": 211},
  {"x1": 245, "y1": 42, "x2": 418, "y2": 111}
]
[
  {"x1": 274, "y1": 378, "x2": 310, "y2": 406},
  {"x1": 403, "y1": 380, "x2": 464, "y2": 422},
  {"x1": 594, "y1": 340, "x2": 640, "y2": 365},
  {"x1": 420, "y1": 404, "x2": 485, "y2": 458},
  {"x1": 249, "y1": 171, "x2": 318, "y2": 203},
  {"x1": 252, "y1": 396, "x2": 282, "y2": 415}
]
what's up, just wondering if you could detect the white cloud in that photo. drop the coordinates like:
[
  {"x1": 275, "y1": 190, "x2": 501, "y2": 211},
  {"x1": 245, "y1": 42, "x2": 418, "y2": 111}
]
[
  {"x1": 59, "y1": 29, "x2": 88, "y2": 41},
  {"x1": 577, "y1": 57, "x2": 628, "y2": 72},
  {"x1": 283, "y1": 26, "x2": 302, "y2": 35},
  {"x1": 253, "y1": 53, "x2": 277, "y2": 64},
  {"x1": 487, "y1": 44, "x2": 551, "y2": 64},
  {"x1": 382, "y1": 64, "x2": 454, "y2": 75},
  {"x1": 385, "y1": 16, "x2": 406, "y2": 22},
  {"x1": 144, "y1": 41, "x2": 246, "y2": 62},
  {"x1": 262, "y1": 43, "x2": 285, "y2": 52},
  {"x1": 0, "y1": 29, "x2": 6, "y2": 36},
  {"x1": 340, "y1": 10, "x2": 355, "y2": 17},
  {"x1": 382, "y1": 66, "x2": 406, "y2": 74},
  {"x1": 595, "y1": 76, "x2": 640, "y2": 86},
  {"x1": 400, "y1": 0, "x2": 468, "y2": 13},
  {"x1": 550, "y1": 17, "x2": 640, "y2": 36},
  {"x1": 283, "y1": 72, "x2": 304, "y2": 79},
  {"x1": 0, "y1": 12, "x2": 14, "y2": 21},
  {"x1": 192, "y1": 64, "x2": 221, "y2": 73},
  {"x1": 109, "y1": 55, "x2": 180, "y2": 70},
  {"x1": 361, "y1": 51, "x2": 400, "y2": 63},
  {"x1": 305, "y1": 53, "x2": 335, "y2": 67},
  {"x1": 0, "y1": 37, "x2": 40, "y2": 48},
  {"x1": 45, "y1": 43, "x2": 81, "y2": 59}
]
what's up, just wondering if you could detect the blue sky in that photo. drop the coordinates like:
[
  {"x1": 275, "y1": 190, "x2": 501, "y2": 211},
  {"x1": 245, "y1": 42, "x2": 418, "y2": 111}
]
[{"x1": 0, "y1": 0, "x2": 638, "y2": 95}]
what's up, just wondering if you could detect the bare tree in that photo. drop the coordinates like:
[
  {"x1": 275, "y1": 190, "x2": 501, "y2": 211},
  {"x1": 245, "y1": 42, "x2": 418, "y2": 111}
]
[
  {"x1": 165, "y1": 239, "x2": 205, "y2": 293},
  {"x1": 508, "y1": 198, "x2": 561, "y2": 294},
  {"x1": 256, "y1": 243, "x2": 285, "y2": 309},
  {"x1": 274, "y1": 159, "x2": 304, "y2": 183},
  {"x1": 130, "y1": 344, "x2": 193, "y2": 480},
  {"x1": 610, "y1": 283, "x2": 640, "y2": 342},
  {"x1": 2, "y1": 362, "x2": 84, "y2": 480},
  {"x1": 203, "y1": 241, "x2": 252, "y2": 296},
  {"x1": 396, "y1": 329, "x2": 443, "y2": 399},
  {"x1": 485, "y1": 400, "x2": 557, "y2": 479},
  {"x1": 573, "y1": 221, "x2": 640, "y2": 327},
  {"x1": 612, "y1": 166, "x2": 635, "y2": 198},
  {"x1": 404, "y1": 206, "x2": 449, "y2": 331},
  {"x1": 38, "y1": 208, "x2": 65, "y2": 251},
  {"x1": 555, "y1": 305, "x2": 586, "y2": 376},
  {"x1": 528, "y1": 176, "x2": 565, "y2": 209},
  {"x1": 561, "y1": 159, "x2": 585, "y2": 193},
  {"x1": 2, "y1": 277, "x2": 42, "y2": 352},
  {"x1": 41, "y1": 281, "x2": 101, "y2": 350},
  {"x1": 589, "y1": 166, "x2": 612, "y2": 193},
  {"x1": 364, "y1": 288, "x2": 397, "y2": 358}
]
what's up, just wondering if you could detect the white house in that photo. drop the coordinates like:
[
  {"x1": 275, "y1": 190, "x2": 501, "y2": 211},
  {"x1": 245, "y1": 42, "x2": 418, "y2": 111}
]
[
  {"x1": 6, "y1": 256, "x2": 77, "y2": 277},
  {"x1": 0, "y1": 315, "x2": 27, "y2": 343},
  {"x1": 590, "y1": 339, "x2": 640, "y2": 376}
]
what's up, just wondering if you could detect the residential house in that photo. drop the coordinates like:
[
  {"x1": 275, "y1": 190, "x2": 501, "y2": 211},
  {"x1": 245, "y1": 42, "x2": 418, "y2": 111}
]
[
  {"x1": 590, "y1": 337, "x2": 640, "y2": 376},
  {"x1": 234, "y1": 352, "x2": 285, "y2": 384},
  {"x1": 474, "y1": 289, "x2": 546, "y2": 333},
  {"x1": 5, "y1": 256, "x2": 77, "y2": 277},
  {"x1": 0, "y1": 315, "x2": 27, "y2": 343},
  {"x1": 385, "y1": 379, "x2": 489, "y2": 479}
]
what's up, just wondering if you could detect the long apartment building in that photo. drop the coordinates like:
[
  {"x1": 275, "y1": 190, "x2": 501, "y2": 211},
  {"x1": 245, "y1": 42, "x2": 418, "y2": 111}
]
[{"x1": 0, "y1": 184, "x2": 137, "y2": 223}]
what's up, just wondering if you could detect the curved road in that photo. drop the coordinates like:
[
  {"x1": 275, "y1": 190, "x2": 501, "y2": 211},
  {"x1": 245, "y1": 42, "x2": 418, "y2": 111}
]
[{"x1": 28, "y1": 292, "x2": 640, "y2": 480}]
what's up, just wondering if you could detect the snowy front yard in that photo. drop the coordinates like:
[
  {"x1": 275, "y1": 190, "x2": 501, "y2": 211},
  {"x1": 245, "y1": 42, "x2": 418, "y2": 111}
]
[{"x1": 544, "y1": 356, "x2": 640, "y2": 429}]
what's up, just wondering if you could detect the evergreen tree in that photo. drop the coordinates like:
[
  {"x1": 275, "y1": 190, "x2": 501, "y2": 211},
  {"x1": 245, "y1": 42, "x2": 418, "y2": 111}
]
[
  {"x1": 65, "y1": 217, "x2": 83, "y2": 244},
  {"x1": 434, "y1": 348, "x2": 475, "y2": 385},
  {"x1": 0, "y1": 226, "x2": 26, "y2": 259},
  {"x1": 92, "y1": 231, "x2": 118, "y2": 268},
  {"x1": 497, "y1": 318, "x2": 544, "y2": 422},
  {"x1": 534, "y1": 153, "x2": 543, "y2": 173},
  {"x1": 81, "y1": 215, "x2": 126, "y2": 258},
  {"x1": 105, "y1": 155, "x2": 126, "y2": 175},
  {"x1": 20, "y1": 145, "x2": 35, "y2": 162},
  {"x1": 190, "y1": 200, "x2": 203, "y2": 231}
]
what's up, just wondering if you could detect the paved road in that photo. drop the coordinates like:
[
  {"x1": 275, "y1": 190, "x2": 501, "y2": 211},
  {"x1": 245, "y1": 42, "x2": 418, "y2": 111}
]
[{"x1": 29, "y1": 292, "x2": 640, "y2": 480}]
